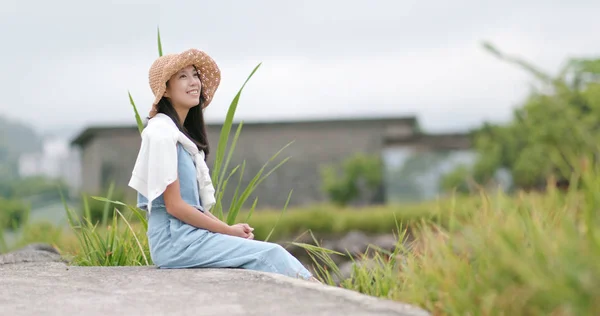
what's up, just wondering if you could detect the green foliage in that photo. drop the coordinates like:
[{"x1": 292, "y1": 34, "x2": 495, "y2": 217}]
[
  {"x1": 294, "y1": 230, "x2": 407, "y2": 297},
  {"x1": 0, "y1": 197, "x2": 30, "y2": 230},
  {"x1": 320, "y1": 153, "x2": 383, "y2": 206},
  {"x1": 386, "y1": 151, "x2": 460, "y2": 202},
  {"x1": 13, "y1": 221, "x2": 65, "y2": 250},
  {"x1": 243, "y1": 202, "x2": 444, "y2": 242},
  {"x1": 442, "y1": 43, "x2": 600, "y2": 192},
  {"x1": 0, "y1": 176, "x2": 66, "y2": 200},
  {"x1": 439, "y1": 165, "x2": 472, "y2": 193},
  {"x1": 80, "y1": 183, "x2": 126, "y2": 226},
  {"x1": 128, "y1": 91, "x2": 144, "y2": 134},
  {"x1": 65, "y1": 196, "x2": 151, "y2": 266},
  {"x1": 208, "y1": 63, "x2": 294, "y2": 225},
  {"x1": 298, "y1": 164, "x2": 600, "y2": 315}
]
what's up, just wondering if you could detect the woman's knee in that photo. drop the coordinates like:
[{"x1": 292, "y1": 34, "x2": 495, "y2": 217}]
[
  {"x1": 267, "y1": 242, "x2": 283, "y2": 251},
  {"x1": 266, "y1": 243, "x2": 290, "y2": 257}
]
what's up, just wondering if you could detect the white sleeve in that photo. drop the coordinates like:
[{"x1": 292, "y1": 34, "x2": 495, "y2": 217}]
[{"x1": 128, "y1": 128, "x2": 178, "y2": 212}]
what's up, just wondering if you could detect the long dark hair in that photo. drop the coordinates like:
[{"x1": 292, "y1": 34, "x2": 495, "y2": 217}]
[{"x1": 153, "y1": 89, "x2": 210, "y2": 159}]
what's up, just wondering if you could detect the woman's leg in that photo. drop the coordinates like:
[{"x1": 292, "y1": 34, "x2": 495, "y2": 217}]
[{"x1": 166, "y1": 231, "x2": 313, "y2": 280}]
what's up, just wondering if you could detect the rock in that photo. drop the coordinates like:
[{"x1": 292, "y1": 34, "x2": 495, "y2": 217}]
[
  {"x1": 333, "y1": 231, "x2": 371, "y2": 256},
  {"x1": 0, "y1": 243, "x2": 64, "y2": 265},
  {"x1": 334, "y1": 258, "x2": 383, "y2": 284},
  {"x1": 371, "y1": 234, "x2": 399, "y2": 253},
  {"x1": 0, "y1": 262, "x2": 431, "y2": 316},
  {"x1": 18, "y1": 243, "x2": 61, "y2": 255}
]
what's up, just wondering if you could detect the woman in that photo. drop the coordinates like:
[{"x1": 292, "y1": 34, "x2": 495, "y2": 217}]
[{"x1": 128, "y1": 48, "x2": 318, "y2": 283}]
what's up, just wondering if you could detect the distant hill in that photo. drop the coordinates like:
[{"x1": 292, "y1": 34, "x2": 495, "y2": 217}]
[
  {"x1": 0, "y1": 116, "x2": 43, "y2": 179},
  {"x1": 0, "y1": 116, "x2": 42, "y2": 156}
]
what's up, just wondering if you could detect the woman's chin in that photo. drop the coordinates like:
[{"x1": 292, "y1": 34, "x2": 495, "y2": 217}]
[{"x1": 184, "y1": 100, "x2": 201, "y2": 109}]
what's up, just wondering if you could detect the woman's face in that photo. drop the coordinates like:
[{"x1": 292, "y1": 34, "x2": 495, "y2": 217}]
[{"x1": 164, "y1": 65, "x2": 202, "y2": 110}]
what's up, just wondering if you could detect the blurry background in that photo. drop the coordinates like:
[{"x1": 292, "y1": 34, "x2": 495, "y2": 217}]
[
  {"x1": 1, "y1": 0, "x2": 599, "y2": 246},
  {"x1": 3, "y1": 2, "x2": 600, "y2": 311}
]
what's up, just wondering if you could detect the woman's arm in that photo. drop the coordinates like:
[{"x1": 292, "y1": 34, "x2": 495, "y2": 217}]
[
  {"x1": 203, "y1": 209, "x2": 225, "y2": 224},
  {"x1": 163, "y1": 178, "x2": 237, "y2": 236},
  {"x1": 204, "y1": 210, "x2": 254, "y2": 239}
]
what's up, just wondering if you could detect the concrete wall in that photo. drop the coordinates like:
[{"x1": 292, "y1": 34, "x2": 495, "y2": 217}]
[
  {"x1": 74, "y1": 117, "x2": 416, "y2": 209},
  {"x1": 79, "y1": 129, "x2": 143, "y2": 201}
]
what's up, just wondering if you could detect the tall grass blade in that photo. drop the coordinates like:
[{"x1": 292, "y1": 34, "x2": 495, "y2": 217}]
[
  {"x1": 157, "y1": 26, "x2": 163, "y2": 57},
  {"x1": 233, "y1": 155, "x2": 291, "y2": 213},
  {"x1": 101, "y1": 182, "x2": 115, "y2": 227},
  {"x1": 228, "y1": 161, "x2": 247, "y2": 219},
  {"x1": 212, "y1": 63, "x2": 262, "y2": 188},
  {"x1": 82, "y1": 194, "x2": 91, "y2": 224},
  {"x1": 216, "y1": 121, "x2": 244, "y2": 199},
  {"x1": 216, "y1": 163, "x2": 242, "y2": 220},
  {"x1": 231, "y1": 142, "x2": 294, "y2": 213},
  {"x1": 244, "y1": 197, "x2": 259, "y2": 223},
  {"x1": 128, "y1": 91, "x2": 144, "y2": 134},
  {"x1": 115, "y1": 208, "x2": 149, "y2": 265},
  {"x1": 91, "y1": 196, "x2": 149, "y2": 231},
  {"x1": 264, "y1": 190, "x2": 293, "y2": 242}
]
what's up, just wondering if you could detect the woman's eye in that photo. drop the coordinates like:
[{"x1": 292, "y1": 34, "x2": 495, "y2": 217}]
[{"x1": 180, "y1": 74, "x2": 187, "y2": 79}]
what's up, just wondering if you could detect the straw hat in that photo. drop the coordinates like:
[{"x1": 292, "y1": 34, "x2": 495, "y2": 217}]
[{"x1": 148, "y1": 48, "x2": 221, "y2": 117}]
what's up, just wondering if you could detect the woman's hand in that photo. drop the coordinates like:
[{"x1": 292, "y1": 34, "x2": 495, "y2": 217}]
[{"x1": 228, "y1": 223, "x2": 254, "y2": 238}]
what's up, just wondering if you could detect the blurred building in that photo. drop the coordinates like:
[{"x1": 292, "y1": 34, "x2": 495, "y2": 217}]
[
  {"x1": 18, "y1": 137, "x2": 81, "y2": 190},
  {"x1": 70, "y1": 116, "x2": 473, "y2": 208}
]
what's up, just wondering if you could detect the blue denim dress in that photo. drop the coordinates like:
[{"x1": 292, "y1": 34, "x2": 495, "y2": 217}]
[{"x1": 137, "y1": 143, "x2": 312, "y2": 280}]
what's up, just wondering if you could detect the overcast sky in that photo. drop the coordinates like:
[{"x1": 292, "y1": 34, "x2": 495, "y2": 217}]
[{"x1": 1, "y1": 0, "x2": 599, "y2": 137}]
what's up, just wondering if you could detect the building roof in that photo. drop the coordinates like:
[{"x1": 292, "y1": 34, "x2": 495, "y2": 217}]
[
  {"x1": 71, "y1": 125, "x2": 140, "y2": 147},
  {"x1": 70, "y1": 115, "x2": 419, "y2": 148},
  {"x1": 383, "y1": 131, "x2": 474, "y2": 150}
]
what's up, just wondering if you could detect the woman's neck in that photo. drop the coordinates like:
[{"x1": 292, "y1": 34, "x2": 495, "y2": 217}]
[{"x1": 174, "y1": 107, "x2": 189, "y2": 124}]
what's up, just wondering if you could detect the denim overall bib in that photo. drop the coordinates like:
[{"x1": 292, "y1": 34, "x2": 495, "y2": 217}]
[{"x1": 137, "y1": 143, "x2": 312, "y2": 280}]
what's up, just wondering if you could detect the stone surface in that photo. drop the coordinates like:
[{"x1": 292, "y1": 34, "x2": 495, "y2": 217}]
[
  {"x1": 283, "y1": 232, "x2": 406, "y2": 277},
  {"x1": 338, "y1": 259, "x2": 382, "y2": 282},
  {"x1": 330, "y1": 231, "x2": 371, "y2": 255},
  {"x1": 18, "y1": 243, "x2": 61, "y2": 254},
  {"x1": 0, "y1": 262, "x2": 430, "y2": 316},
  {"x1": 0, "y1": 243, "x2": 64, "y2": 265},
  {"x1": 371, "y1": 234, "x2": 399, "y2": 252}
]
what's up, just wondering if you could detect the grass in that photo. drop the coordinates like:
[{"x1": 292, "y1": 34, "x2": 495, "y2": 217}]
[
  {"x1": 242, "y1": 199, "x2": 470, "y2": 242},
  {"x1": 3, "y1": 200, "x2": 444, "y2": 261},
  {"x1": 6, "y1": 173, "x2": 600, "y2": 314},
  {"x1": 293, "y1": 172, "x2": 600, "y2": 315},
  {"x1": 64, "y1": 196, "x2": 151, "y2": 266}
]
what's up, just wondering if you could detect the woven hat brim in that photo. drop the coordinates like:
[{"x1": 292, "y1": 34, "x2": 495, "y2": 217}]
[{"x1": 149, "y1": 48, "x2": 221, "y2": 116}]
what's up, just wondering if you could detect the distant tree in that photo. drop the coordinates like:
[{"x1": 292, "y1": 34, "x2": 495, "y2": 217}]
[
  {"x1": 386, "y1": 151, "x2": 454, "y2": 202},
  {"x1": 320, "y1": 153, "x2": 383, "y2": 207},
  {"x1": 441, "y1": 42, "x2": 600, "y2": 192},
  {"x1": 0, "y1": 197, "x2": 29, "y2": 230}
]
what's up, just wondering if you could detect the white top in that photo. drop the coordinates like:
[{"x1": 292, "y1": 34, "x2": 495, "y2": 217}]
[{"x1": 128, "y1": 113, "x2": 216, "y2": 213}]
